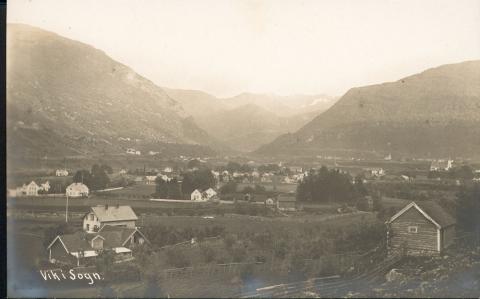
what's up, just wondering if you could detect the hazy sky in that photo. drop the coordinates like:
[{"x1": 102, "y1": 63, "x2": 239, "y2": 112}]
[{"x1": 7, "y1": 0, "x2": 480, "y2": 98}]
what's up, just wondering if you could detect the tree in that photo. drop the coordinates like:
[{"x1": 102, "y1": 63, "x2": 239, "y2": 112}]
[
  {"x1": 73, "y1": 170, "x2": 92, "y2": 186},
  {"x1": 91, "y1": 164, "x2": 110, "y2": 190},
  {"x1": 100, "y1": 164, "x2": 113, "y2": 174},
  {"x1": 181, "y1": 169, "x2": 216, "y2": 196},
  {"x1": 296, "y1": 166, "x2": 363, "y2": 204},
  {"x1": 187, "y1": 159, "x2": 202, "y2": 169},
  {"x1": 219, "y1": 181, "x2": 237, "y2": 194},
  {"x1": 456, "y1": 185, "x2": 480, "y2": 234}
]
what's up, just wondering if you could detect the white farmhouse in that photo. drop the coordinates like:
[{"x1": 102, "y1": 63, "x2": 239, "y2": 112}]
[
  {"x1": 145, "y1": 176, "x2": 157, "y2": 185},
  {"x1": 83, "y1": 205, "x2": 138, "y2": 233},
  {"x1": 66, "y1": 183, "x2": 89, "y2": 198},
  {"x1": 191, "y1": 189, "x2": 204, "y2": 201},
  {"x1": 203, "y1": 188, "x2": 218, "y2": 201},
  {"x1": 21, "y1": 181, "x2": 41, "y2": 196}
]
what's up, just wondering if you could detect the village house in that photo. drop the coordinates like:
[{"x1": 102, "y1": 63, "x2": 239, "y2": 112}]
[
  {"x1": 55, "y1": 169, "x2": 69, "y2": 177},
  {"x1": 156, "y1": 174, "x2": 171, "y2": 182},
  {"x1": 163, "y1": 167, "x2": 173, "y2": 173},
  {"x1": 203, "y1": 188, "x2": 218, "y2": 201},
  {"x1": 119, "y1": 169, "x2": 127, "y2": 175},
  {"x1": 40, "y1": 181, "x2": 51, "y2": 193},
  {"x1": 430, "y1": 159, "x2": 454, "y2": 172},
  {"x1": 265, "y1": 198, "x2": 275, "y2": 206},
  {"x1": 83, "y1": 205, "x2": 138, "y2": 233},
  {"x1": 145, "y1": 175, "x2": 157, "y2": 185},
  {"x1": 126, "y1": 148, "x2": 141, "y2": 155},
  {"x1": 66, "y1": 182, "x2": 89, "y2": 198},
  {"x1": 8, "y1": 180, "x2": 51, "y2": 197},
  {"x1": 191, "y1": 189, "x2": 204, "y2": 201},
  {"x1": 386, "y1": 201, "x2": 456, "y2": 256},
  {"x1": 288, "y1": 166, "x2": 303, "y2": 173},
  {"x1": 367, "y1": 168, "x2": 385, "y2": 177},
  {"x1": 47, "y1": 225, "x2": 148, "y2": 266},
  {"x1": 276, "y1": 194, "x2": 297, "y2": 211}
]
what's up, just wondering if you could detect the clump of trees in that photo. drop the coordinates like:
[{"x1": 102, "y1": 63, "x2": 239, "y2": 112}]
[
  {"x1": 428, "y1": 165, "x2": 474, "y2": 180},
  {"x1": 219, "y1": 181, "x2": 237, "y2": 194},
  {"x1": 154, "y1": 178, "x2": 181, "y2": 199},
  {"x1": 181, "y1": 169, "x2": 216, "y2": 197},
  {"x1": 72, "y1": 164, "x2": 112, "y2": 190},
  {"x1": 296, "y1": 166, "x2": 367, "y2": 203},
  {"x1": 456, "y1": 185, "x2": 480, "y2": 235}
]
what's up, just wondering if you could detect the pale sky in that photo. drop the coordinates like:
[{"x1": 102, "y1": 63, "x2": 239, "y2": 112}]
[{"x1": 7, "y1": 0, "x2": 480, "y2": 98}]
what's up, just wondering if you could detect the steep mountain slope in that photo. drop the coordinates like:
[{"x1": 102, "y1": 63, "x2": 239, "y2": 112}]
[
  {"x1": 256, "y1": 61, "x2": 480, "y2": 158},
  {"x1": 163, "y1": 88, "x2": 230, "y2": 119},
  {"x1": 7, "y1": 24, "x2": 222, "y2": 158},
  {"x1": 195, "y1": 103, "x2": 314, "y2": 152}
]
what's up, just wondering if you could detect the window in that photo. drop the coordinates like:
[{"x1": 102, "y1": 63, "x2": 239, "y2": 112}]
[
  {"x1": 86, "y1": 224, "x2": 90, "y2": 231},
  {"x1": 408, "y1": 226, "x2": 418, "y2": 233},
  {"x1": 90, "y1": 214, "x2": 94, "y2": 221}
]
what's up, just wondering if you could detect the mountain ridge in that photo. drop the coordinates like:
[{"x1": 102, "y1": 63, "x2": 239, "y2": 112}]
[
  {"x1": 7, "y1": 23, "x2": 224, "y2": 158},
  {"x1": 256, "y1": 60, "x2": 480, "y2": 158}
]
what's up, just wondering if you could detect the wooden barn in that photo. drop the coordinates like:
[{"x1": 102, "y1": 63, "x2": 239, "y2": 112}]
[{"x1": 386, "y1": 201, "x2": 456, "y2": 256}]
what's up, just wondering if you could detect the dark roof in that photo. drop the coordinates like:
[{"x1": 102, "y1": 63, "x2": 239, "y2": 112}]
[
  {"x1": 415, "y1": 200, "x2": 456, "y2": 228},
  {"x1": 57, "y1": 232, "x2": 93, "y2": 252},
  {"x1": 98, "y1": 226, "x2": 137, "y2": 247},
  {"x1": 389, "y1": 200, "x2": 456, "y2": 228},
  {"x1": 49, "y1": 227, "x2": 141, "y2": 252}
]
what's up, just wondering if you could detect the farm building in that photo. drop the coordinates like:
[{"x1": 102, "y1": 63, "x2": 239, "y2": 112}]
[
  {"x1": 47, "y1": 226, "x2": 148, "y2": 266},
  {"x1": 430, "y1": 159, "x2": 454, "y2": 171},
  {"x1": 276, "y1": 194, "x2": 297, "y2": 211},
  {"x1": 265, "y1": 198, "x2": 275, "y2": 206},
  {"x1": 191, "y1": 189, "x2": 204, "y2": 201},
  {"x1": 55, "y1": 169, "x2": 69, "y2": 176},
  {"x1": 145, "y1": 175, "x2": 157, "y2": 185},
  {"x1": 386, "y1": 201, "x2": 456, "y2": 256},
  {"x1": 10, "y1": 180, "x2": 51, "y2": 197},
  {"x1": 66, "y1": 182, "x2": 89, "y2": 198},
  {"x1": 203, "y1": 188, "x2": 218, "y2": 201},
  {"x1": 83, "y1": 205, "x2": 138, "y2": 233}
]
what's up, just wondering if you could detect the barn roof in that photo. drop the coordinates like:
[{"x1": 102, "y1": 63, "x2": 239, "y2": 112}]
[
  {"x1": 388, "y1": 201, "x2": 456, "y2": 228},
  {"x1": 48, "y1": 226, "x2": 148, "y2": 252},
  {"x1": 47, "y1": 232, "x2": 92, "y2": 252},
  {"x1": 91, "y1": 205, "x2": 138, "y2": 222},
  {"x1": 98, "y1": 226, "x2": 137, "y2": 247},
  {"x1": 415, "y1": 201, "x2": 456, "y2": 228}
]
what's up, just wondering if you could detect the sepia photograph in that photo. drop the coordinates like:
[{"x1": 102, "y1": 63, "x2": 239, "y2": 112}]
[{"x1": 5, "y1": 0, "x2": 480, "y2": 297}]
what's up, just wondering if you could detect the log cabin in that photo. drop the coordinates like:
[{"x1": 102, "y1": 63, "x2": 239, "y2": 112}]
[{"x1": 386, "y1": 201, "x2": 456, "y2": 256}]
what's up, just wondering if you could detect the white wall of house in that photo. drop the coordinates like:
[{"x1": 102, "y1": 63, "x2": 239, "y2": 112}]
[{"x1": 83, "y1": 212, "x2": 101, "y2": 232}]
